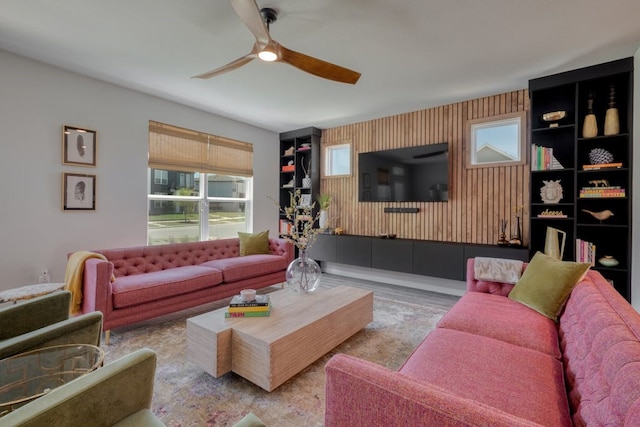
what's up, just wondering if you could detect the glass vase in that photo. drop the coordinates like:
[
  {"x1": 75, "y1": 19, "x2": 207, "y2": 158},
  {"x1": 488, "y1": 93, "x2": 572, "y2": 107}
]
[{"x1": 286, "y1": 249, "x2": 321, "y2": 293}]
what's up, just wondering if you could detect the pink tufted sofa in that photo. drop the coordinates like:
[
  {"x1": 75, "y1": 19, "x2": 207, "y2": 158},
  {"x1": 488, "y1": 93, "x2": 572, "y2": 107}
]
[
  {"x1": 78, "y1": 238, "x2": 293, "y2": 342},
  {"x1": 325, "y1": 258, "x2": 640, "y2": 426}
]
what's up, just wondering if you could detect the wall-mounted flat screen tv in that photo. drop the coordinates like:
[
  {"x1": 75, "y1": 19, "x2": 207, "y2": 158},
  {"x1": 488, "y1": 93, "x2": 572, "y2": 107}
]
[{"x1": 358, "y1": 143, "x2": 449, "y2": 202}]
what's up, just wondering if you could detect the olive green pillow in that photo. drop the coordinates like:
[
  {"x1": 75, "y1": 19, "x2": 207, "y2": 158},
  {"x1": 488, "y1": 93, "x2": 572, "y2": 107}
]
[
  {"x1": 238, "y1": 230, "x2": 270, "y2": 256},
  {"x1": 508, "y1": 252, "x2": 590, "y2": 322}
]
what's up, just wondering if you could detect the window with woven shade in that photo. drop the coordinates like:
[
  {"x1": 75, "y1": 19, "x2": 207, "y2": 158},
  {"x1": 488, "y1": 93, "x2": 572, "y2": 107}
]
[{"x1": 147, "y1": 121, "x2": 254, "y2": 245}]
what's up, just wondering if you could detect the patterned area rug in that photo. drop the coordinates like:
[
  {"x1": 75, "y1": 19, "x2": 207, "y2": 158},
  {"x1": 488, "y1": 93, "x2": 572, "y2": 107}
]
[{"x1": 102, "y1": 292, "x2": 448, "y2": 426}]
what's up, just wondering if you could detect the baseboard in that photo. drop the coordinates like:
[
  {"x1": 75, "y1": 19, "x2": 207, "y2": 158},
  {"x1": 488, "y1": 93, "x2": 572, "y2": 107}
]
[{"x1": 322, "y1": 262, "x2": 466, "y2": 297}]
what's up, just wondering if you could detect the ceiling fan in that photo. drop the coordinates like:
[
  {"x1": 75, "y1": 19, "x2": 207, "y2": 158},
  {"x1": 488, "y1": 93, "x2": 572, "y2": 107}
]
[{"x1": 193, "y1": 0, "x2": 361, "y2": 84}]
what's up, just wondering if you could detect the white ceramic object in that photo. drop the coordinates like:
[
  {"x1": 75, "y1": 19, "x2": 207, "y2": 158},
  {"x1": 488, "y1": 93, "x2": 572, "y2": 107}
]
[
  {"x1": 598, "y1": 256, "x2": 619, "y2": 267},
  {"x1": 240, "y1": 289, "x2": 257, "y2": 302}
]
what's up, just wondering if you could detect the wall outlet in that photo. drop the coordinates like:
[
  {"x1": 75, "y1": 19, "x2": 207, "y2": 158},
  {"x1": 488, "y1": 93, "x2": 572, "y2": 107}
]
[{"x1": 38, "y1": 269, "x2": 50, "y2": 284}]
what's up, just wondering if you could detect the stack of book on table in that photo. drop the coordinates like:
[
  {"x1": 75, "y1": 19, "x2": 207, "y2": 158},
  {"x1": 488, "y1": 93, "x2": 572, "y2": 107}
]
[{"x1": 225, "y1": 294, "x2": 271, "y2": 318}]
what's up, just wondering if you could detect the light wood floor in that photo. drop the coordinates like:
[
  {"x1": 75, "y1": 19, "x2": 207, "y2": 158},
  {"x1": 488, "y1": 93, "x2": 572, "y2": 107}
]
[{"x1": 320, "y1": 273, "x2": 460, "y2": 312}]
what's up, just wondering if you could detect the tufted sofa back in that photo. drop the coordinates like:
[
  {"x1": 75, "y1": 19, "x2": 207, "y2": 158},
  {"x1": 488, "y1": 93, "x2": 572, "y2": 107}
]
[
  {"x1": 558, "y1": 270, "x2": 640, "y2": 426},
  {"x1": 95, "y1": 238, "x2": 291, "y2": 278}
]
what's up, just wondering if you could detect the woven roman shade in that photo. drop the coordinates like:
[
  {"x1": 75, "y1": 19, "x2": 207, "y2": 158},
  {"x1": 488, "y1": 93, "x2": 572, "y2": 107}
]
[{"x1": 148, "y1": 121, "x2": 253, "y2": 177}]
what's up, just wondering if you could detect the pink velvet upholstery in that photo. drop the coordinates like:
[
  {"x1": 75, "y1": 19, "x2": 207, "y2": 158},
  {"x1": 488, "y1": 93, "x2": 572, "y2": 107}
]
[
  {"x1": 324, "y1": 257, "x2": 640, "y2": 426},
  {"x1": 437, "y1": 291, "x2": 561, "y2": 358},
  {"x1": 559, "y1": 270, "x2": 640, "y2": 426},
  {"x1": 80, "y1": 238, "x2": 293, "y2": 332},
  {"x1": 399, "y1": 328, "x2": 571, "y2": 426}
]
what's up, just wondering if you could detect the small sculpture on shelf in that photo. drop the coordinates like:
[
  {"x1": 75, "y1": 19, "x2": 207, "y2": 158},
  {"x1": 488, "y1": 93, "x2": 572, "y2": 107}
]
[
  {"x1": 497, "y1": 218, "x2": 508, "y2": 246},
  {"x1": 588, "y1": 148, "x2": 614, "y2": 165},
  {"x1": 301, "y1": 159, "x2": 312, "y2": 188},
  {"x1": 582, "y1": 209, "x2": 614, "y2": 223},
  {"x1": 582, "y1": 92, "x2": 598, "y2": 138},
  {"x1": 540, "y1": 180, "x2": 563, "y2": 204},
  {"x1": 604, "y1": 84, "x2": 620, "y2": 136},
  {"x1": 509, "y1": 205, "x2": 523, "y2": 247}
]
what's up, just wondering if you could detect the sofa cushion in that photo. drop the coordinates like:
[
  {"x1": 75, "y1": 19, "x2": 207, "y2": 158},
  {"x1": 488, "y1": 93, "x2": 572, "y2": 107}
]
[
  {"x1": 112, "y1": 266, "x2": 223, "y2": 309},
  {"x1": 200, "y1": 254, "x2": 288, "y2": 283},
  {"x1": 437, "y1": 291, "x2": 561, "y2": 358},
  {"x1": 238, "y1": 230, "x2": 270, "y2": 256},
  {"x1": 399, "y1": 328, "x2": 571, "y2": 427},
  {"x1": 508, "y1": 251, "x2": 590, "y2": 321}
]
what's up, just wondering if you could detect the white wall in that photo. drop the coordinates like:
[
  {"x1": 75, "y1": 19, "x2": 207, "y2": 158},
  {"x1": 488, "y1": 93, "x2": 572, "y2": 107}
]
[
  {"x1": 633, "y1": 50, "x2": 640, "y2": 310},
  {"x1": 0, "y1": 50, "x2": 280, "y2": 289}
]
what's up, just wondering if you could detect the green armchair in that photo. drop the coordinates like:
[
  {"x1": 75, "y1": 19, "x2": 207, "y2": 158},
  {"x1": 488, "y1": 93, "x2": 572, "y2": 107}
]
[
  {"x1": 1, "y1": 348, "x2": 165, "y2": 426},
  {"x1": 0, "y1": 290, "x2": 103, "y2": 359}
]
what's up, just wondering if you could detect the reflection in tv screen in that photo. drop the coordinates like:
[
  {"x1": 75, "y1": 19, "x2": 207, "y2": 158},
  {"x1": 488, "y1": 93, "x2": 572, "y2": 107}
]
[{"x1": 358, "y1": 143, "x2": 449, "y2": 202}]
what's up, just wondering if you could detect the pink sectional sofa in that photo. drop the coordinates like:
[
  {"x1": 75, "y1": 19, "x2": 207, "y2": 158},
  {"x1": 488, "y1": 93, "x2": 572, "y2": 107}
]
[
  {"x1": 79, "y1": 238, "x2": 293, "y2": 341},
  {"x1": 325, "y1": 258, "x2": 640, "y2": 426}
]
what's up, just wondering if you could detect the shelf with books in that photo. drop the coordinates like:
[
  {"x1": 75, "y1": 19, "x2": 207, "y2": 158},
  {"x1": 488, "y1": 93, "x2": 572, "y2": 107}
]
[{"x1": 528, "y1": 57, "x2": 633, "y2": 301}]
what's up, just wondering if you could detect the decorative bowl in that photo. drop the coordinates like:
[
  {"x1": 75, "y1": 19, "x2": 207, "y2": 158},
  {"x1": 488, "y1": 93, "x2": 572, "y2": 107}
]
[
  {"x1": 598, "y1": 256, "x2": 619, "y2": 267},
  {"x1": 542, "y1": 111, "x2": 566, "y2": 122}
]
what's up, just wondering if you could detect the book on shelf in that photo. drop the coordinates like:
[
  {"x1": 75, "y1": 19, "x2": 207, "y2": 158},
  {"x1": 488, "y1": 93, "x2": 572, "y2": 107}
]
[
  {"x1": 279, "y1": 219, "x2": 293, "y2": 235},
  {"x1": 582, "y1": 162, "x2": 623, "y2": 170},
  {"x1": 531, "y1": 144, "x2": 563, "y2": 171},
  {"x1": 576, "y1": 238, "x2": 596, "y2": 266},
  {"x1": 229, "y1": 294, "x2": 270, "y2": 307},
  {"x1": 225, "y1": 309, "x2": 271, "y2": 318},
  {"x1": 579, "y1": 186, "x2": 625, "y2": 198}
]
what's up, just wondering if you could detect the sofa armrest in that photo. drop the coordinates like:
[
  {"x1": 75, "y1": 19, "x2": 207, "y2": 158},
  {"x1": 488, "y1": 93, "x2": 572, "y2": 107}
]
[
  {"x1": 2, "y1": 348, "x2": 162, "y2": 426},
  {"x1": 0, "y1": 291, "x2": 71, "y2": 340},
  {"x1": 325, "y1": 354, "x2": 543, "y2": 427},
  {"x1": 269, "y1": 238, "x2": 294, "y2": 263},
  {"x1": 82, "y1": 257, "x2": 114, "y2": 316},
  {"x1": 0, "y1": 311, "x2": 103, "y2": 359},
  {"x1": 465, "y1": 258, "x2": 518, "y2": 296}
]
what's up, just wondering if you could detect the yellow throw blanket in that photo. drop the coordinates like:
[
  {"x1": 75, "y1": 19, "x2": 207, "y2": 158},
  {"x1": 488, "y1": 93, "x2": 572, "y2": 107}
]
[{"x1": 64, "y1": 251, "x2": 113, "y2": 314}]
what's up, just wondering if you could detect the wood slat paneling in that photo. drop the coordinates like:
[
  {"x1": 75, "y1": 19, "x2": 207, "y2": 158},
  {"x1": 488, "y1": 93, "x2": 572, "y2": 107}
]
[{"x1": 321, "y1": 89, "x2": 530, "y2": 245}]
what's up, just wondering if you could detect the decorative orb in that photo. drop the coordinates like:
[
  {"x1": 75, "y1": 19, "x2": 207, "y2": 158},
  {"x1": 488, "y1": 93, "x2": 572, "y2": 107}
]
[{"x1": 588, "y1": 148, "x2": 614, "y2": 165}]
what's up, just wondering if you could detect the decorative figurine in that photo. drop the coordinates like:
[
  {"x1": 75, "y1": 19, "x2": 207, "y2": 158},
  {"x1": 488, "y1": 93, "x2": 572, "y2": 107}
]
[
  {"x1": 582, "y1": 92, "x2": 598, "y2": 138},
  {"x1": 540, "y1": 180, "x2": 563, "y2": 204},
  {"x1": 604, "y1": 84, "x2": 620, "y2": 136}
]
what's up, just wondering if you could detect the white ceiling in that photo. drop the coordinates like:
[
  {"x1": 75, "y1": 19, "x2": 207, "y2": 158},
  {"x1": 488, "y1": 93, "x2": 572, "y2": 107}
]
[{"x1": 1, "y1": 0, "x2": 639, "y2": 133}]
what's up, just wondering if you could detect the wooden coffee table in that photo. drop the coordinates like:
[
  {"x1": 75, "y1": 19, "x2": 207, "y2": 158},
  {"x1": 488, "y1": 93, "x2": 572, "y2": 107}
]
[{"x1": 186, "y1": 285, "x2": 373, "y2": 391}]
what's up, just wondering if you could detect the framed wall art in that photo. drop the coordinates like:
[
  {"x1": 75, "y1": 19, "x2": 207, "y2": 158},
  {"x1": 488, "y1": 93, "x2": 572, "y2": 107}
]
[
  {"x1": 62, "y1": 173, "x2": 96, "y2": 211},
  {"x1": 63, "y1": 125, "x2": 97, "y2": 166}
]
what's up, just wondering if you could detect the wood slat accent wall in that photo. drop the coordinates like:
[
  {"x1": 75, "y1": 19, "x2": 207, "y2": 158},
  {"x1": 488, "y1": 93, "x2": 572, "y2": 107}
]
[{"x1": 321, "y1": 89, "x2": 530, "y2": 245}]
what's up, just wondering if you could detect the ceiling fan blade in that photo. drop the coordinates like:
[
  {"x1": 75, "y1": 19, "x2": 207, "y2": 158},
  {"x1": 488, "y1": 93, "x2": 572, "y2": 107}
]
[
  {"x1": 277, "y1": 44, "x2": 361, "y2": 84},
  {"x1": 192, "y1": 51, "x2": 256, "y2": 79},
  {"x1": 231, "y1": 0, "x2": 270, "y2": 47}
]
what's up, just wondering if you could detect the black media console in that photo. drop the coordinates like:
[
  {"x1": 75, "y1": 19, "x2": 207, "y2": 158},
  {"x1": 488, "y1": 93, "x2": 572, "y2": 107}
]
[{"x1": 308, "y1": 234, "x2": 529, "y2": 281}]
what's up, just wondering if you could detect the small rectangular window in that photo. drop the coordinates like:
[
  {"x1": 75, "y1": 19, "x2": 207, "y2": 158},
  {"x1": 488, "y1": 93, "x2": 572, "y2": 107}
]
[
  {"x1": 324, "y1": 143, "x2": 351, "y2": 177},
  {"x1": 466, "y1": 111, "x2": 526, "y2": 168}
]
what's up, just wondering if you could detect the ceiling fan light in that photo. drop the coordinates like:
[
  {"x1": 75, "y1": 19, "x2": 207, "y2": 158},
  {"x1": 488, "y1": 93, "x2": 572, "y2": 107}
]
[{"x1": 258, "y1": 49, "x2": 277, "y2": 62}]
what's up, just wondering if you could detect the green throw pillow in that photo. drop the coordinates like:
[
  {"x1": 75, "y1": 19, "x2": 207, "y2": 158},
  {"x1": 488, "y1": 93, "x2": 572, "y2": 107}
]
[
  {"x1": 508, "y1": 251, "x2": 590, "y2": 322},
  {"x1": 238, "y1": 230, "x2": 270, "y2": 256}
]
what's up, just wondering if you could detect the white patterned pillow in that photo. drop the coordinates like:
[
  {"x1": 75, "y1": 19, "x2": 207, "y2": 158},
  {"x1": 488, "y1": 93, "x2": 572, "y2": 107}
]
[{"x1": 474, "y1": 257, "x2": 524, "y2": 284}]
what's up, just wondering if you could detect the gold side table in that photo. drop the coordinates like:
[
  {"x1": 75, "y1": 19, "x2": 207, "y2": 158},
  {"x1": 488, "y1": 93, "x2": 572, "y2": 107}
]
[{"x1": 0, "y1": 344, "x2": 104, "y2": 416}]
